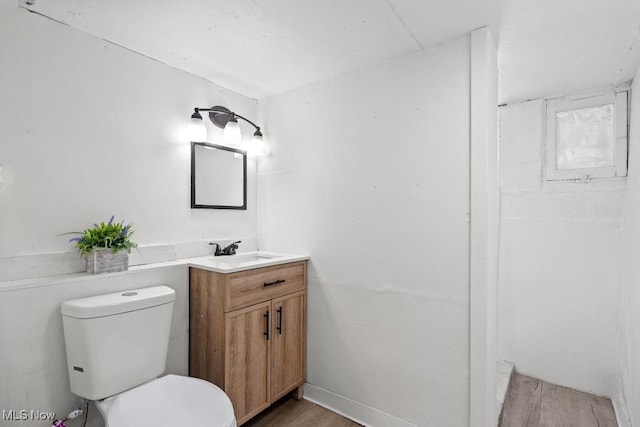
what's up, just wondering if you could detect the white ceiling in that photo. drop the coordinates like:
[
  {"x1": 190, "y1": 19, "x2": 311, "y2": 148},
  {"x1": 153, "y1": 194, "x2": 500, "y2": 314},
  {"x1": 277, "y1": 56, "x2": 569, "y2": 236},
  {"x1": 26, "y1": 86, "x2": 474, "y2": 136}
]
[{"x1": 20, "y1": 0, "x2": 640, "y2": 103}]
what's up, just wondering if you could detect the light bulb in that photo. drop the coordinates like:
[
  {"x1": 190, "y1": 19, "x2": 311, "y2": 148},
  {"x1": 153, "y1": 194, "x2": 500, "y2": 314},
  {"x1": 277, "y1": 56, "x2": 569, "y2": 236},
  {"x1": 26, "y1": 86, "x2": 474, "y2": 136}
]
[
  {"x1": 249, "y1": 131, "x2": 266, "y2": 156},
  {"x1": 187, "y1": 113, "x2": 207, "y2": 142},
  {"x1": 223, "y1": 118, "x2": 242, "y2": 145}
]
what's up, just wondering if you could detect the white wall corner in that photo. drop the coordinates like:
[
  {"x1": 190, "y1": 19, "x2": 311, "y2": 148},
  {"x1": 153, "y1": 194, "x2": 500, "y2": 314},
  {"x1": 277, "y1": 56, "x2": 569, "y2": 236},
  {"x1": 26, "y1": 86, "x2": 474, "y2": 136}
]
[
  {"x1": 469, "y1": 26, "x2": 499, "y2": 427},
  {"x1": 496, "y1": 360, "x2": 515, "y2": 421},
  {"x1": 613, "y1": 392, "x2": 631, "y2": 427}
]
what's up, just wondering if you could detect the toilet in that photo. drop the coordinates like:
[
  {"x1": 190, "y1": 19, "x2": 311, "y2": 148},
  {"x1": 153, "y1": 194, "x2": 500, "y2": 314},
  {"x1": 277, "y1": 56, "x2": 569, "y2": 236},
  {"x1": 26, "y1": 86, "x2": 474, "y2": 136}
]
[{"x1": 61, "y1": 286, "x2": 236, "y2": 427}]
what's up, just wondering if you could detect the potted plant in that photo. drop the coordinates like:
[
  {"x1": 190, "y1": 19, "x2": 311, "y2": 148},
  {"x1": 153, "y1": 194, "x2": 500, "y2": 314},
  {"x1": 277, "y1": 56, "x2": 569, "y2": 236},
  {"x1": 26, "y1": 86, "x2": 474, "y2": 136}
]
[{"x1": 68, "y1": 216, "x2": 138, "y2": 274}]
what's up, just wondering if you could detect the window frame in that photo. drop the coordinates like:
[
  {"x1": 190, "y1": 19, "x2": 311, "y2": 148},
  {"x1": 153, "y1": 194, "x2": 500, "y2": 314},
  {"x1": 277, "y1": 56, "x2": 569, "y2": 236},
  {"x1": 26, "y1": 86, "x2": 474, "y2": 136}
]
[{"x1": 545, "y1": 90, "x2": 628, "y2": 181}]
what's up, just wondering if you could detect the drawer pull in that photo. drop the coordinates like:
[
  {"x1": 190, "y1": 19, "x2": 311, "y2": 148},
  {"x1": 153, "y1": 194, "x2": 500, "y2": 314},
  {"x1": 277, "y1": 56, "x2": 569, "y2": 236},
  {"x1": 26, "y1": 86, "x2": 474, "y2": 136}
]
[
  {"x1": 264, "y1": 310, "x2": 270, "y2": 340},
  {"x1": 276, "y1": 306, "x2": 283, "y2": 335},
  {"x1": 263, "y1": 279, "x2": 286, "y2": 287}
]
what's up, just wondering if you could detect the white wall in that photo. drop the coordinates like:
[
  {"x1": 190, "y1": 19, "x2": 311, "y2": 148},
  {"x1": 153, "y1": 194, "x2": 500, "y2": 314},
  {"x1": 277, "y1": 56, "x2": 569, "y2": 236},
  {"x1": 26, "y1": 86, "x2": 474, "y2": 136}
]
[
  {"x1": 0, "y1": 4, "x2": 257, "y2": 426},
  {"x1": 0, "y1": 267, "x2": 189, "y2": 427},
  {"x1": 497, "y1": 99, "x2": 624, "y2": 397},
  {"x1": 257, "y1": 37, "x2": 471, "y2": 426},
  {"x1": 0, "y1": 3, "x2": 257, "y2": 263},
  {"x1": 618, "y1": 70, "x2": 640, "y2": 426}
]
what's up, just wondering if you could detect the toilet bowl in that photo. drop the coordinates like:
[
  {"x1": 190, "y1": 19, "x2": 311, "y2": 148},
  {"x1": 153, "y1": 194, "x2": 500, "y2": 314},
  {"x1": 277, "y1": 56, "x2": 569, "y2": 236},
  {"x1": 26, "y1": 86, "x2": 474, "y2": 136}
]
[
  {"x1": 61, "y1": 286, "x2": 236, "y2": 427},
  {"x1": 96, "y1": 375, "x2": 235, "y2": 427}
]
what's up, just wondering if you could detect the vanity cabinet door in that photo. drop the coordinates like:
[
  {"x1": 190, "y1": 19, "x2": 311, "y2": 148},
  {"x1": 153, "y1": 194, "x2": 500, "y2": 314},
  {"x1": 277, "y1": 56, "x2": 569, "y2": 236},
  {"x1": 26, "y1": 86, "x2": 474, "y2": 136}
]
[
  {"x1": 224, "y1": 301, "x2": 271, "y2": 425},
  {"x1": 270, "y1": 291, "x2": 306, "y2": 401}
]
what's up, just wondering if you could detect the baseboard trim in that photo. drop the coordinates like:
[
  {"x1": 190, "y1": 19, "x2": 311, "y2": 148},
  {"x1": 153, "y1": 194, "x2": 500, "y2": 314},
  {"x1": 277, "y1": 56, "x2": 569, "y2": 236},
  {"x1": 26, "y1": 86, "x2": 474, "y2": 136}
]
[
  {"x1": 612, "y1": 396, "x2": 630, "y2": 427},
  {"x1": 303, "y1": 383, "x2": 416, "y2": 427}
]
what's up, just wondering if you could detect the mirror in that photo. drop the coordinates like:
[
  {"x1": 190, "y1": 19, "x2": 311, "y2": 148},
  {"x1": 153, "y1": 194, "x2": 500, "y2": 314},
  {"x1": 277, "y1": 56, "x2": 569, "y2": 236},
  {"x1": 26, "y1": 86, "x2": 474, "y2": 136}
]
[{"x1": 191, "y1": 142, "x2": 247, "y2": 209}]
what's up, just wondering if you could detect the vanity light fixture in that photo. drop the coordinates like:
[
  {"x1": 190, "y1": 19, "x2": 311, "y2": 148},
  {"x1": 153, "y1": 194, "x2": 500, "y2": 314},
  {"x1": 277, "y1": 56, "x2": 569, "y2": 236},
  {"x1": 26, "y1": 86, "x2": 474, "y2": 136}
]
[{"x1": 188, "y1": 105, "x2": 266, "y2": 155}]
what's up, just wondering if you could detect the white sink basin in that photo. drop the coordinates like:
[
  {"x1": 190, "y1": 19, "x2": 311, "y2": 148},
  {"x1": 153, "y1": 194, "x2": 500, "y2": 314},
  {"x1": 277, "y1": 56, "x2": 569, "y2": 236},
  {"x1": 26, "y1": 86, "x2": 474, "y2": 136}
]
[{"x1": 209, "y1": 253, "x2": 281, "y2": 265}]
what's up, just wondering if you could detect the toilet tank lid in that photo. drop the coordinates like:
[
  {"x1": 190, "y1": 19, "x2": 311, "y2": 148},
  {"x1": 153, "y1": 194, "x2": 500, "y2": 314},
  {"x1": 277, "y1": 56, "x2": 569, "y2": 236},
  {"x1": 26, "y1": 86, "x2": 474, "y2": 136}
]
[{"x1": 61, "y1": 286, "x2": 175, "y2": 319}]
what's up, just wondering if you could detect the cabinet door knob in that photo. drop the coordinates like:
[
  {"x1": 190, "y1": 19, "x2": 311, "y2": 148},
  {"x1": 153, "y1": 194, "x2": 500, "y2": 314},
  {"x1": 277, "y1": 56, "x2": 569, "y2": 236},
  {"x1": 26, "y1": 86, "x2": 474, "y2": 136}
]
[
  {"x1": 263, "y1": 310, "x2": 270, "y2": 340},
  {"x1": 276, "y1": 306, "x2": 283, "y2": 335},
  {"x1": 264, "y1": 279, "x2": 286, "y2": 287}
]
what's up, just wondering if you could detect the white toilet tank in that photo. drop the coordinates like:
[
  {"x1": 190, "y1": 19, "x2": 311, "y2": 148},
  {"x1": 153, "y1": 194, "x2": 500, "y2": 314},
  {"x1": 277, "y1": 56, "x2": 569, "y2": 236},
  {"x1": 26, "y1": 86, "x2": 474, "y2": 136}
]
[{"x1": 61, "y1": 286, "x2": 175, "y2": 401}]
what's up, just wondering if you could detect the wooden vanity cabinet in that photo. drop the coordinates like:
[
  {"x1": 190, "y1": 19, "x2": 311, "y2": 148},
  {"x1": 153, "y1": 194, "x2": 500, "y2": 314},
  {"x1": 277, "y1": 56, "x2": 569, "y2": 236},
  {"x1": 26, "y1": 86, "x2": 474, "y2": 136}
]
[{"x1": 189, "y1": 261, "x2": 307, "y2": 426}]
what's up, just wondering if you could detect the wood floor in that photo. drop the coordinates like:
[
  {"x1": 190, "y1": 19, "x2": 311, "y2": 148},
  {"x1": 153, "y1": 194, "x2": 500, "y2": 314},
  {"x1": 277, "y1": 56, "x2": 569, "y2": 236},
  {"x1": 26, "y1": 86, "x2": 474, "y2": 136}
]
[
  {"x1": 242, "y1": 397, "x2": 362, "y2": 427},
  {"x1": 242, "y1": 374, "x2": 617, "y2": 427},
  {"x1": 499, "y1": 373, "x2": 618, "y2": 427}
]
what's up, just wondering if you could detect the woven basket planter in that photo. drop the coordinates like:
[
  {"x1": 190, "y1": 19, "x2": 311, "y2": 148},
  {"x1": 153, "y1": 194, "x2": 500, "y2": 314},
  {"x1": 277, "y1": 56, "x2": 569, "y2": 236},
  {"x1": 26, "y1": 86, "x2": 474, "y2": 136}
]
[{"x1": 86, "y1": 249, "x2": 129, "y2": 274}]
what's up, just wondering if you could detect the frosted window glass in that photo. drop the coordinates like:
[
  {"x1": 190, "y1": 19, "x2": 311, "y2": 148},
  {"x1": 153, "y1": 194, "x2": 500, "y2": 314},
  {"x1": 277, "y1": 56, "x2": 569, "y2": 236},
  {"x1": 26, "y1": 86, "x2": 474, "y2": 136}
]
[{"x1": 556, "y1": 104, "x2": 614, "y2": 169}]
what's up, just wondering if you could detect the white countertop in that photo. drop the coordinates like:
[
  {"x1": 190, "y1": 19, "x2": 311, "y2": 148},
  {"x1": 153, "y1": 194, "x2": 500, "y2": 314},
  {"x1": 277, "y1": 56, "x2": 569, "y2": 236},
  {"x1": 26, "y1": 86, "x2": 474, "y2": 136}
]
[{"x1": 185, "y1": 251, "x2": 309, "y2": 273}]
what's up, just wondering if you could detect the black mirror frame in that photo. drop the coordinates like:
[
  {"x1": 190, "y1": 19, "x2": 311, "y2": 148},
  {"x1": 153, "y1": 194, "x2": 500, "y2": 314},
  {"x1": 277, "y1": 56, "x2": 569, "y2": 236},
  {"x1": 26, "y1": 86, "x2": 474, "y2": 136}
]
[{"x1": 191, "y1": 141, "x2": 247, "y2": 210}]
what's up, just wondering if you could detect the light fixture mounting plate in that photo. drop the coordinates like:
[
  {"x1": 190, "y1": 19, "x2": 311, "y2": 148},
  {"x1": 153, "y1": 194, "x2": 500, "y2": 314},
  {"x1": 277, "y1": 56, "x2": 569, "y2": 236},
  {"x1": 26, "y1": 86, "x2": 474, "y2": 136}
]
[{"x1": 208, "y1": 106, "x2": 232, "y2": 129}]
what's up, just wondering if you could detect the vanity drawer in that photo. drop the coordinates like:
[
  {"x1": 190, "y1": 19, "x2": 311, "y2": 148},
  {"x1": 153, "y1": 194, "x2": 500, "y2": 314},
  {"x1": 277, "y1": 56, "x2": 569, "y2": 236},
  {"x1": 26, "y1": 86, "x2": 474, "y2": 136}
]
[{"x1": 225, "y1": 262, "x2": 306, "y2": 311}]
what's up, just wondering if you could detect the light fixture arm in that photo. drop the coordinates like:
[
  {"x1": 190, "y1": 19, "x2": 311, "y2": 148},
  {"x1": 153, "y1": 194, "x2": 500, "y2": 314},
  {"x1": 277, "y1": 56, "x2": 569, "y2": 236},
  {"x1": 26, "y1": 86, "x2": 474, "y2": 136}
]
[
  {"x1": 193, "y1": 106, "x2": 261, "y2": 134},
  {"x1": 231, "y1": 112, "x2": 261, "y2": 134}
]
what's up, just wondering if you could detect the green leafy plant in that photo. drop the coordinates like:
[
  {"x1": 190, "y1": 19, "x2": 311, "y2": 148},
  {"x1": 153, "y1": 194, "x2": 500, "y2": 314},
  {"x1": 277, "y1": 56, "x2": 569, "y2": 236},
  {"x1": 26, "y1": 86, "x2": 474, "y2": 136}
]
[{"x1": 67, "y1": 216, "x2": 138, "y2": 257}]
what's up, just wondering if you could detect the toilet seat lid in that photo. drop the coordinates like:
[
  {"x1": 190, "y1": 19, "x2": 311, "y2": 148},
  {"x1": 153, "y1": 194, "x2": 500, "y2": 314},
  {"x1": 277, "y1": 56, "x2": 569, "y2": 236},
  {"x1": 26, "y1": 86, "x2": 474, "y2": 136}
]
[{"x1": 101, "y1": 375, "x2": 235, "y2": 427}]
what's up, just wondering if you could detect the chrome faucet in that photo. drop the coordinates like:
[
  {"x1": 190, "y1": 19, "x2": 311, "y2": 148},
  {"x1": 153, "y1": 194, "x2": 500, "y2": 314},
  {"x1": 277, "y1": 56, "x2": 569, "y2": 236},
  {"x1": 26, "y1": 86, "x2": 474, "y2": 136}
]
[{"x1": 209, "y1": 240, "x2": 241, "y2": 256}]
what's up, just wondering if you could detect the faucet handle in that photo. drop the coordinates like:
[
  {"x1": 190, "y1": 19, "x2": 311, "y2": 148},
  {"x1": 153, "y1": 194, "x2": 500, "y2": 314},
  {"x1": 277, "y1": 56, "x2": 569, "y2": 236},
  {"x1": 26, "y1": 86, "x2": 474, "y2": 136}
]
[
  {"x1": 208, "y1": 242, "x2": 223, "y2": 256},
  {"x1": 222, "y1": 240, "x2": 241, "y2": 255}
]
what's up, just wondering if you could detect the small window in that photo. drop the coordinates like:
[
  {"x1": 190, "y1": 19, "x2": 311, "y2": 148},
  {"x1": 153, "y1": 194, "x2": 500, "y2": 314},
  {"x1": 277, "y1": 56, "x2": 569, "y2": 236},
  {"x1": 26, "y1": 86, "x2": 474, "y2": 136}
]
[{"x1": 545, "y1": 91, "x2": 628, "y2": 181}]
